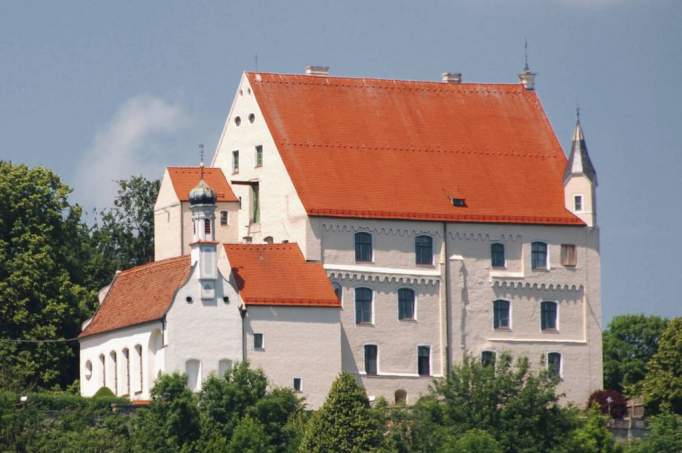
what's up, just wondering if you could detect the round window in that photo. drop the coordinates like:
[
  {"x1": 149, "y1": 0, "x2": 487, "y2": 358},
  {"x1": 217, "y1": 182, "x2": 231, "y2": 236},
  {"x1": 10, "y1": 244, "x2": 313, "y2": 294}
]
[
  {"x1": 248, "y1": 113, "x2": 255, "y2": 123},
  {"x1": 234, "y1": 116, "x2": 241, "y2": 126}
]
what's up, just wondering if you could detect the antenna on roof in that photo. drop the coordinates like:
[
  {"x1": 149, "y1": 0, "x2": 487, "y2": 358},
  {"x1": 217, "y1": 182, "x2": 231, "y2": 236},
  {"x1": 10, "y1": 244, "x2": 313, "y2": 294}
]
[
  {"x1": 255, "y1": 53, "x2": 259, "y2": 72},
  {"x1": 199, "y1": 144, "x2": 205, "y2": 179},
  {"x1": 523, "y1": 38, "x2": 529, "y2": 71},
  {"x1": 576, "y1": 106, "x2": 581, "y2": 122}
]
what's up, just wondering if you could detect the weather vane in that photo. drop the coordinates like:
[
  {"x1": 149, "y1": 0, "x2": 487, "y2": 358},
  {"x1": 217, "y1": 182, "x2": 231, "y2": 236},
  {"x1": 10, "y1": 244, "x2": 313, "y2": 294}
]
[{"x1": 199, "y1": 144, "x2": 205, "y2": 179}]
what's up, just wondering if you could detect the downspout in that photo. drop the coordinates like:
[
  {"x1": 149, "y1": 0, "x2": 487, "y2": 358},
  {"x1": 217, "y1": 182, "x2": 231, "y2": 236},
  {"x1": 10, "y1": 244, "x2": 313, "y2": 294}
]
[
  {"x1": 240, "y1": 305, "x2": 247, "y2": 362},
  {"x1": 443, "y1": 222, "x2": 452, "y2": 374}
]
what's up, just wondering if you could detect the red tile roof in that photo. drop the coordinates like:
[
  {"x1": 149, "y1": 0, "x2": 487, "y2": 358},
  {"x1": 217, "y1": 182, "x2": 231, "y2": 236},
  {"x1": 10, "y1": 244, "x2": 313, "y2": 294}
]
[
  {"x1": 225, "y1": 243, "x2": 340, "y2": 308},
  {"x1": 80, "y1": 244, "x2": 339, "y2": 338},
  {"x1": 80, "y1": 256, "x2": 191, "y2": 338},
  {"x1": 167, "y1": 167, "x2": 238, "y2": 202},
  {"x1": 247, "y1": 72, "x2": 582, "y2": 226}
]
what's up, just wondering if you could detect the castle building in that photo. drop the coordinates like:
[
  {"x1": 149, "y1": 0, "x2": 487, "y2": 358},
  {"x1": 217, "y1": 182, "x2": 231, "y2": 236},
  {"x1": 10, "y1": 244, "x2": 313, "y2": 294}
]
[{"x1": 80, "y1": 66, "x2": 602, "y2": 408}]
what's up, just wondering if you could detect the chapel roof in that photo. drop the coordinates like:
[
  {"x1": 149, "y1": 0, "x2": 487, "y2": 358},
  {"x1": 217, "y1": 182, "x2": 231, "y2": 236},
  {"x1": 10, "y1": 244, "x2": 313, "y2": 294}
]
[
  {"x1": 80, "y1": 243, "x2": 338, "y2": 338},
  {"x1": 246, "y1": 72, "x2": 583, "y2": 226},
  {"x1": 167, "y1": 167, "x2": 238, "y2": 202}
]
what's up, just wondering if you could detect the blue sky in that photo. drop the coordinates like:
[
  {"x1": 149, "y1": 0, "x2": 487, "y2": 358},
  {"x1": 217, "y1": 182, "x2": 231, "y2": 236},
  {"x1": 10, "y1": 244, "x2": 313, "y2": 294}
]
[{"x1": 1, "y1": 1, "x2": 680, "y2": 322}]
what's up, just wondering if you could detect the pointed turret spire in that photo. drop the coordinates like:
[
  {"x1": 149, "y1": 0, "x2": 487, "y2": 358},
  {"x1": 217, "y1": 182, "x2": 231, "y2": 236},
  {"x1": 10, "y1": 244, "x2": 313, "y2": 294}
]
[
  {"x1": 518, "y1": 39, "x2": 537, "y2": 90},
  {"x1": 564, "y1": 108, "x2": 597, "y2": 185}
]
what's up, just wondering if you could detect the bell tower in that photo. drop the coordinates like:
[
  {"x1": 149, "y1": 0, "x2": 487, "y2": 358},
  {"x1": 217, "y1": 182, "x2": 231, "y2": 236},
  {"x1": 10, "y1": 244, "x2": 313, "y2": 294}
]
[
  {"x1": 564, "y1": 109, "x2": 598, "y2": 227},
  {"x1": 189, "y1": 159, "x2": 218, "y2": 299}
]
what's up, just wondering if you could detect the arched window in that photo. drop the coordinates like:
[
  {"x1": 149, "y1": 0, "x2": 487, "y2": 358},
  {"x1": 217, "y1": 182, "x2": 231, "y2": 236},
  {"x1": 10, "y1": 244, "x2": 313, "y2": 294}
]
[
  {"x1": 364, "y1": 344, "x2": 378, "y2": 375},
  {"x1": 415, "y1": 235, "x2": 433, "y2": 265},
  {"x1": 134, "y1": 345, "x2": 143, "y2": 394},
  {"x1": 186, "y1": 359, "x2": 201, "y2": 392},
  {"x1": 354, "y1": 232, "x2": 372, "y2": 262},
  {"x1": 109, "y1": 351, "x2": 118, "y2": 395},
  {"x1": 398, "y1": 288, "x2": 415, "y2": 320},
  {"x1": 204, "y1": 218, "x2": 211, "y2": 235},
  {"x1": 541, "y1": 301, "x2": 558, "y2": 330},
  {"x1": 493, "y1": 300, "x2": 510, "y2": 329},
  {"x1": 531, "y1": 242, "x2": 548, "y2": 270},
  {"x1": 332, "y1": 282, "x2": 343, "y2": 303},
  {"x1": 548, "y1": 352, "x2": 562, "y2": 377},
  {"x1": 85, "y1": 360, "x2": 93, "y2": 381},
  {"x1": 394, "y1": 389, "x2": 407, "y2": 405},
  {"x1": 122, "y1": 348, "x2": 130, "y2": 396},
  {"x1": 99, "y1": 354, "x2": 106, "y2": 388},
  {"x1": 355, "y1": 288, "x2": 373, "y2": 324},
  {"x1": 491, "y1": 243, "x2": 505, "y2": 268}
]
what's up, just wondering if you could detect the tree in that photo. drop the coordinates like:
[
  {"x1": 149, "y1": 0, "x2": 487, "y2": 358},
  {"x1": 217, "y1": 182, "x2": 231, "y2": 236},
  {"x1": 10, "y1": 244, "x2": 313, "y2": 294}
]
[
  {"x1": 228, "y1": 415, "x2": 273, "y2": 453},
  {"x1": 441, "y1": 428, "x2": 502, "y2": 453},
  {"x1": 131, "y1": 373, "x2": 200, "y2": 453},
  {"x1": 588, "y1": 390, "x2": 627, "y2": 419},
  {"x1": 89, "y1": 175, "x2": 159, "y2": 290},
  {"x1": 556, "y1": 407, "x2": 621, "y2": 453},
  {"x1": 0, "y1": 162, "x2": 94, "y2": 390},
  {"x1": 641, "y1": 317, "x2": 682, "y2": 414},
  {"x1": 299, "y1": 372, "x2": 383, "y2": 453},
  {"x1": 627, "y1": 412, "x2": 682, "y2": 453},
  {"x1": 247, "y1": 387, "x2": 304, "y2": 452},
  {"x1": 602, "y1": 315, "x2": 668, "y2": 394}
]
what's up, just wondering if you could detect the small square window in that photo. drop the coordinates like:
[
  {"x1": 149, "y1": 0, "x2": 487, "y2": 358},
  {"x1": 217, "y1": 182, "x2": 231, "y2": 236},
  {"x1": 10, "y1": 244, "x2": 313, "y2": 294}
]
[
  {"x1": 452, "y1": 198, "x2": 466, "y2": 207},
  {"x1": 574, "y1": 195, "x2": 583, "y2": 212},
  {"x1": 220, "y1": 211, "x2": 228, "y2": 226},
  {"x1": 293, "y1": 377, "x2": 302, "y2": 392},
  {"x1": 561, "y1": 244, "x2": 577, "y2": 267},
  {"x1": 254, "y1": 333, "x2": 264, "y2": 350}
]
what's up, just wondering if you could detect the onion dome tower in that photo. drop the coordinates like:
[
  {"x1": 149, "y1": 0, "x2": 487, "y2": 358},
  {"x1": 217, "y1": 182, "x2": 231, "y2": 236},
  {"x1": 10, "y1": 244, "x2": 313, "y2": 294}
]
[{"x1": 190, "y1": 145, "x2": 218, "y2": 298}]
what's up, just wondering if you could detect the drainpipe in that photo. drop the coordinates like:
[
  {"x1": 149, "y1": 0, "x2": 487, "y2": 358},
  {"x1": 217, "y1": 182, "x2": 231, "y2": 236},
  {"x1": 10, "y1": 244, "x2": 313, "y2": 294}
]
[
  {"x1": 443, "y1": 222, "x2": 452, "y2": 374},
  {"x1": 240, "y1": 305, "x2": 247, "y2": 362}
]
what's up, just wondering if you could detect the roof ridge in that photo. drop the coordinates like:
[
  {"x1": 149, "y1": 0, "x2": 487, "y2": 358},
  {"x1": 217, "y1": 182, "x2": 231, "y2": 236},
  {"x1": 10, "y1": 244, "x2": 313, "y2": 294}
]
[{"x1": 117, "y1": 255, "x2": 189, "y2": 276}]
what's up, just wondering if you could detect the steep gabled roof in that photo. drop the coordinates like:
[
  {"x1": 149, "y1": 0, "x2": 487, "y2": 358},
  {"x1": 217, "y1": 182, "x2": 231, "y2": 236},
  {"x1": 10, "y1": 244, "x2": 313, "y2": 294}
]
[
  {"x1": 225, "y1": 243, "x2": 340, "y2": 308},
  {"x1": 80, "y1": 256, "x2": 191, "y2": 338},
  {"x1": 167, "y1": 167, "x2": 238, "y2": 202},
  {"x1": 247, "y1": 72, "x2": 583, "y2": 226}
]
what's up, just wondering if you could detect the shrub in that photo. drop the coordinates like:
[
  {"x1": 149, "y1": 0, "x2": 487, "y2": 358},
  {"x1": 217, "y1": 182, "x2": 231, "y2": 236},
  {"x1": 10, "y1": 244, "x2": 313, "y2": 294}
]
[{"x1": 588, "y1": 390, "x2": 627, "y2": 419}]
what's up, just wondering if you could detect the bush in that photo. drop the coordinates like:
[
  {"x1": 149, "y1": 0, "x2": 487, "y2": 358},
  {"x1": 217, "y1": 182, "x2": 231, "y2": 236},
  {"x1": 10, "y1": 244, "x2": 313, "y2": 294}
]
[
  {"x1": 588, "y1": 390, "x2": 627, "y2": 419},
  {"x1": 93, "y1": 386, "x2": 116, "y2": 399}
]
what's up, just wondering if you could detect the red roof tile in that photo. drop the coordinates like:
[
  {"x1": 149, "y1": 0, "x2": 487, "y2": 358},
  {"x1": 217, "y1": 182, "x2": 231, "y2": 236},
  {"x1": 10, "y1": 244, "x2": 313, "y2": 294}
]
[
  {"x1": 167, "y1": 167, "x2": 238, "y2": 202},
  {"x1": 247, "y1": 72, "x2": 583, "y2": 226},
  {"x1": 225, "y1": 243, "x2": 340, "y2": 308},
  {"x1": 80, "y1": 256, "x2": 191, "y2": 338}
]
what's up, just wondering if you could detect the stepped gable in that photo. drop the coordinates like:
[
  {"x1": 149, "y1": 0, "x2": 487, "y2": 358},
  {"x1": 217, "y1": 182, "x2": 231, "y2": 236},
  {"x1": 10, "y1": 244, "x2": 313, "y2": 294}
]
[
  {"x1": 247, "y1": 72, "x2": 583, "y2": 226},
  {"x1": 225, "y1": 243, "x2": 340, "y2": 308}
]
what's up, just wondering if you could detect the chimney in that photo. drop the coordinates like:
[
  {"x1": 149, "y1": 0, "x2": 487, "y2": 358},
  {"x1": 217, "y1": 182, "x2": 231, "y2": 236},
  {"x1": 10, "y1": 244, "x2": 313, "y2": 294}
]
[
  {"x1": 305, "y1": 65, "x2": 330, "y2": 76},
  {"x1": 442, "y1": 72, "x2": 462, "y2": 84}
]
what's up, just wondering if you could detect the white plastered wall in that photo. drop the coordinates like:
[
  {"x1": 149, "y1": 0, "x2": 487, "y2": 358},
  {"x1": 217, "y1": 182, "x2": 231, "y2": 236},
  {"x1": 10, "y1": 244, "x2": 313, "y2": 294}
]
[
  {"x1": 245, "y1": 306, "x2": 341, "y2": 409},
  {"x1": 564, "y1": 175, "x2": 597, "y2": 227},
  {"x1": 211, "y1": 74, "x2": 311, "y2": 253}
]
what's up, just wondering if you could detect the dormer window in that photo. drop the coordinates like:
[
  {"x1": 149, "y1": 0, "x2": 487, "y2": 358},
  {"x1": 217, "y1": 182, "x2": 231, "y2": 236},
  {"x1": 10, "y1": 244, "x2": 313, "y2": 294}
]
[{"x1": 452, "y1": 198, "x2": 466, "y2": 207}]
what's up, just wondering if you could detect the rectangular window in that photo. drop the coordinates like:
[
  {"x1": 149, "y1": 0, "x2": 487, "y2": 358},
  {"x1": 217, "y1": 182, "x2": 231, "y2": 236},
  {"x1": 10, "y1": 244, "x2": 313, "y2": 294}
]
[
  {"x1": 355, "y1": 288, "x2": 372, "y2": 324},
  {"x1": 354, "y1": 232, "x2": 372, "y2": 262},
  {"x1": 574, "y1": 195, "x2": 583, "y2": 212},
  {"x1": 561, "y1": 244, "x2": 577, "y2": 267},
  {"x1": 415, "y1": 236, "x2": 433, "y2": 265},
  {"x1": 531, "y1": 242, "x2": 548, "y2": 270},
  {"x1": 491, "y1": 243, "x2": 505, "y2": 268},
  {"x1": 204, "y1": 218, "x2": 211, "y2": 234},
  {"x1": 493, "y1": 300, "x2": 510, "y2": 329},
  {"x1": 254, "y1": 333, "x2": 264, "y2": 350},
  {"x1": 541, "y1": 301, "x2": 558, "y2": 330},
  {"x1": 364, "y1": 345, "x2": 378, "y2": 376},
  {"x1": 481, "y1": 351, "x2": 496, "y2": 367},
  {"x1": 220, "y1": 211, "x2": 228, "y2": 226},
  {"x1": 293, "y1": 377, "x2": 302, "y2": 392},
  {"x1": 418, "y1": 346, "x2": 430, "y2": 376},
  {"x1": 250, "y1": 183, "x2": 260, "y2": 224},
  {"x1": 255, "y1": 145, "x2": 263, "y2": 167},
  {"x1": 548, "y1": 352, "x2": 561, "y2": 377},
  {"x1": 398, "y1": 288, "x2": 415, "y2": 320},
  {"x1": 232, "y1": 150, "x2": 239, "y2": 173}
]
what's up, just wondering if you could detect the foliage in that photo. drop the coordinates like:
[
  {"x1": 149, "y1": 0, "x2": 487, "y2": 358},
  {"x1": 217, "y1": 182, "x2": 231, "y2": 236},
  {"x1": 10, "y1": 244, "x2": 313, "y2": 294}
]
[
  {"x1": 131, "y1": 373, "x2": 200, "y2": 453},
  {"x1": 88, "y1": 175, "x2": 159, "y2": 290},
  {"x1": 627, "y1": 412, "x2": 682, "y2": 453},
  {"x1": 228, "y1": 415, "x2": 273, "y2": 453},
  {"x1": 556, "y1": 407, "x2": 622, "y2": 453},
  {"x1": 641, "y1": 317, "x2": 682, "y2": 414},
  {"x1": 441, "y1": 428, "x2": 503, "y2": 453},
  {"x1": 299, "y1": 372, "x2": 383, "y2": 453},
  {"x1": 0, "y1": 162, "x2": 95, "y2": 390},
  {"x1": 93, "y1": 385, "x2": 116, "y2": 398},
  {"x1": 588, "y1": 390, "x2": 627, "y2": 419},
  {"x1": 602, "y1": 314, "x2": 668, "y2": 395}
]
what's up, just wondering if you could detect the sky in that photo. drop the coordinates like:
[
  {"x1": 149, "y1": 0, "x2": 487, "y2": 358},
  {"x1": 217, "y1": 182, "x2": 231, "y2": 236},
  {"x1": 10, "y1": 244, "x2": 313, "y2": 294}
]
[{"x1": 1, "y1": 1, "x2": 680, "y2": 323}]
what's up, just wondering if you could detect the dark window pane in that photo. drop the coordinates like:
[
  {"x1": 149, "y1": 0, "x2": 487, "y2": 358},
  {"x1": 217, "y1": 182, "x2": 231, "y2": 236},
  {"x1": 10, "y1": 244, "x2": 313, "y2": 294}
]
[
  {"x1": 204, "y1": 219, "x2": 211, "y2": 234},
  {"x1": 415, "y1": 235, "x2": 433, "y2": 265},
  {"x1": 532, "y1": 242, "x2": 548, "y2": 269},
  {"x1": 254, "y1": 333, "x2": 263, "y2": 349},
  {"x1": 355, "y1": 288, "x2": 372, "y2": 324},
  {"x1": 493, "y1": 300, "x2": 510, "y2": 329},
  {"x1": 333, "y1": 282, "x2": 342, "y2": 302},
  {"x1": 355, "y1": 232, "x2": 372, "y2": 262},
  {"x1": 418, "y1": 346, "x2": 430, "y2": 376},
  {"x1": 232, "y1": 150, "x2": 239, "y2": 172},
  {"x1": 491, "y1": 243, "x2": 505, "y2": 267},
  {"x1": 481, "y1": 351, "x2": 496, "y2": 367},
  {"x1": 541, "y1": 302, "x2": 557, "y2": 330},
  {"x1": 548, "y1": 352, "x2": 561, "y2": 376},
  {"x1": 220, "y1": 211, "x2": 228, "y2": 225},
  {"x1": 365, "y1": 345, "x2": 378, "y2": 375},
  {"x1": 398, "y1": 288, "x2": 415, "y2": 320},
  {"x1": 293, "y1": 377, "x2": 301, "y2": 392},
  {"x1": 251, "y1": 183, "x2": 260, "y2": 224},
  {"x1": 255, "y1": 145, "x2": 263, "y2": 167}
]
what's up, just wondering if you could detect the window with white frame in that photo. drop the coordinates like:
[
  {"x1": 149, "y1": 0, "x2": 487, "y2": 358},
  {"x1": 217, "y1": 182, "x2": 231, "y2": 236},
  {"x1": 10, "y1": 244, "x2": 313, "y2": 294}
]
[
  {"x1": 355, "y1": 288, "x2": 372, "y2": 324},
  {"x1": 220, "y1": 210, "x2": 228, "y2": 226},
  {"x1": 364, "y1": 344, "x2": 378, "y2": 376},
  {"x1": 415, "y1": 235, "x2": 433, "y2": 265},
  {"x1": 531, "y1": 242, "x2": 548, "y2": 270},
  {"x1": 417, "y1": 346, "x2": 430, "y2": 376},
  {"x1": 541, "y1": 301, "x2": 558, "y2": 331},
  {"x1": 254, "y1": 333, "x2": 264, "y2": 350},
  {"x1": 355, "y1": 232, "x2": 372, "y2": 262},
  {"x1": 491, "y1": 243, "x2": 505, "y2": 268},
  {"x1": 293, "y1": 377, "x2": 302, "y2": 392},
  {"x1": 493, "y1": 300, "x2": 511, "y2": 329},
  {"x1": 398, "y1": 288, "x2": 415, "y2": 320},
  {"x1": 574, "y1": 195, "x2": 583, "y2": 212},
  {"x1": 548, "y1": 352, "x2": 562, "y2": 377}
]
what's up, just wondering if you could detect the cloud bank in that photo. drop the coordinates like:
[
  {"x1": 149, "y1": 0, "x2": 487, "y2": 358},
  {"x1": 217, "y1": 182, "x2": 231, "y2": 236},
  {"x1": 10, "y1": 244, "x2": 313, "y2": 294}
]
[{"x1": 74, "y1": 95, "x2": 189, "y2": 210}]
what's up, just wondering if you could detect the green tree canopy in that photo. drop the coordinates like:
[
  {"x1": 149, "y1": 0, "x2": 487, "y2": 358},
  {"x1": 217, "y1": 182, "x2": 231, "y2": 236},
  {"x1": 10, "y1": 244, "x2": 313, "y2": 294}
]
[
  {"x1": 602, "y1": 314, "x2": 668, "y2": 394},
  {"x1": 641, "y1": 317, "x2": 682, "y2": 414},
  {"x1": 227, "y1": 415, "x2": 273, "y2": 453},
  {"x1": 627, "y1": 412, "x2": 682, "y2": 453},
  {"x1": 299, "y1": 372, "x2": 383, "y2": 453},
  {"x1": 441, "y1": 428, "x2": 503, "y2": 453},
  {"x1": 0, "y1": 162, "x2": 94, "y2": 390}
]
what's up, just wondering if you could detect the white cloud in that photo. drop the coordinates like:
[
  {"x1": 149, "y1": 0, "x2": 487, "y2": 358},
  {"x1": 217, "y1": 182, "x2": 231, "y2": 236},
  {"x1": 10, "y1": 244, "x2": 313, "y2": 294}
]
[{"x1": 74, "y1": 95, "x2": 189, "y2": 210}]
